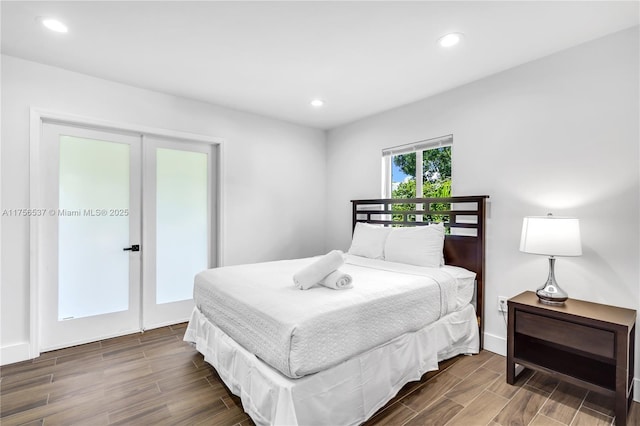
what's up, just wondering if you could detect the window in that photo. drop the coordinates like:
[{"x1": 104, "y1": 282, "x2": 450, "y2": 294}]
[{"x1": 382, "y1": 135, "x2": 452, "y2": 222}]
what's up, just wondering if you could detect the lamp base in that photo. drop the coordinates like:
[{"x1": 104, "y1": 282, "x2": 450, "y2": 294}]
[
  {"x1": 536, "y1": 257, "x2": 568, "y2": 306},
  {"x1": 536, "y1": 286, "x2": 568, "y2": 306}
]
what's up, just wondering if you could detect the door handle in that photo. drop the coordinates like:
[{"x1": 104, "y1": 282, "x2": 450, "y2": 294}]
[{"x1": 123, "y1": 244, "x2": 140, "y2": 252}]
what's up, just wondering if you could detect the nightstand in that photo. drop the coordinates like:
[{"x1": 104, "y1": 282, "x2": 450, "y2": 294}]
[{"x1": 507, "y1": 291, "x2": 636, "y2": 425}]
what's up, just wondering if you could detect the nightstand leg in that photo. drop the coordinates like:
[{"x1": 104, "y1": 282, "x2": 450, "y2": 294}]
[
  {"x1": 506, "y1": 359, "x2": 515, "y2": 385},
  {"x1": 615, "y1": 325, "x2": 634, "y2": 425},
  {"x1": 507, "y1": 304, "x2": 515, "y2": 384}
]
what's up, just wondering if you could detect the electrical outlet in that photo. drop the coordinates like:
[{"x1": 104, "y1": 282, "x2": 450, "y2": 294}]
[{"x1": 498, "y1": 296, "x2": 508, "y2": 312}]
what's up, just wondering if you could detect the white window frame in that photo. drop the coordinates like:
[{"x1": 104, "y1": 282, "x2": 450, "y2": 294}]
[{"x1": 381, "y1": 134, "x2": 453, "y2": 198}]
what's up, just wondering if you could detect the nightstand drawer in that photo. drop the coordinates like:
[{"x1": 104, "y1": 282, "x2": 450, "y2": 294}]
[{"x1": 515, "y1": 310, "x2": 614, "y2": 359}]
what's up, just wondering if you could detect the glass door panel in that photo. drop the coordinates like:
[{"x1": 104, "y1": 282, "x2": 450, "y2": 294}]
[
  {"x1": 58, "y1": 136, "x2": 131, "y2": 319},
  {"x1": 142, "y1": 137, "x2": 212, "y2": 329},
  {"x1": 156, "y1": 148, "x2": 208, "y2": 304}
]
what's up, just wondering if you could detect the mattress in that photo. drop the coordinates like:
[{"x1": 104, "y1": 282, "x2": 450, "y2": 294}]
[
  {"x1": 184, "y1": 303, "x2": 480, "y2": 426},
  {"x1": 193, "y1": 254, "x2": 476, "y2": 378}
]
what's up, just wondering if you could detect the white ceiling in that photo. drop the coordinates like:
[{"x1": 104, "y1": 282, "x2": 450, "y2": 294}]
[{"x1": 2, "y1": 1, "x2": 638, "y2": 130}]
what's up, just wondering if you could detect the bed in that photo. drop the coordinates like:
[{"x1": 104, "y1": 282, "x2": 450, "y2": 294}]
[{"x1": 184, "y1": 196, "x2": 488, "y2": 426}]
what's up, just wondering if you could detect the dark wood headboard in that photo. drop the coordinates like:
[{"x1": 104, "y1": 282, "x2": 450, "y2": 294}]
[{"x1": 351, "y1": 196, "x2": 489, "y2": 348}]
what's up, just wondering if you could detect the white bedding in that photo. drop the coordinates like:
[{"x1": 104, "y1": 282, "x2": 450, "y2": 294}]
[
  {"x1": 184, "y1": 303, "x2": 479, "y2": 426},
  {"x1": 193, "y1": 254, "x2": 476, "y2": 379}
]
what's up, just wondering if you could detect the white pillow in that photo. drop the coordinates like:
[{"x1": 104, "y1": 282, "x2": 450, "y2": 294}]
[
  {"x1": 348, "y1": 222, "x2": 391, "y2": 259},
  {"x1": 384, "y1": 223, "x2": 445, "y2": 267}
]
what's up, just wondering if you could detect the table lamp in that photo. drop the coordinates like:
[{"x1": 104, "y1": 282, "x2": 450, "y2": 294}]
[{"x1": 519, "y1": 213, "x2": 582, "y2": 305}]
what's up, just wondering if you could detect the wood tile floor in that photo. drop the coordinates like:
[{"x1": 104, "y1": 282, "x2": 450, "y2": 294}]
[{"x1": 1, "y1": 324, "x2": 638, "y2": 425}]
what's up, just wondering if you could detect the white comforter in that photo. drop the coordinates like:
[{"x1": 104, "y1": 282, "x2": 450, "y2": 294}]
[{"x1": 193, "y1": 254, "x2": 475, "y2": 379}]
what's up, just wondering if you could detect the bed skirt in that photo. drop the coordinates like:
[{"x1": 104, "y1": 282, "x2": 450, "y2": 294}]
[{"x1": 184, "y1": 304, "x2": 479, "y2": 426}]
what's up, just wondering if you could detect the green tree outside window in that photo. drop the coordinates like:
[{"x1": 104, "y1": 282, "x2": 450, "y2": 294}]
[{"x1": 391, "y1": 146, "x2": 451, "y2": 223}]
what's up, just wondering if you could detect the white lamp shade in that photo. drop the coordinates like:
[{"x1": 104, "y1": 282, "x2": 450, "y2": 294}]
[{"x1": 520, "y1": 215, "x2": 582, "y2": 256}]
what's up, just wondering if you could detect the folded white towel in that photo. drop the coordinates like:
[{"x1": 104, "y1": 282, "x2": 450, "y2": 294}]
[
  {"x1": 319, "y1": 270, "x2": 353, "y2": 290},
  {"x1": 293, "y1": 250, "x2": 345, "y2": 290}
]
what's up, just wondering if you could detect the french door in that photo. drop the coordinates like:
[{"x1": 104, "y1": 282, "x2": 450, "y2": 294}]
[
  {"x1": 39, "y1": 123, "x2": 212, "y2": 351},
  {"x1": 142, "y1": 137, "x2": 212, "y2": 330}
]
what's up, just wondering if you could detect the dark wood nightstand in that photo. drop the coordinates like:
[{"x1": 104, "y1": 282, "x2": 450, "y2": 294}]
[{"x1": 507, "y1": 291, "x2": 636, "y2": 425}]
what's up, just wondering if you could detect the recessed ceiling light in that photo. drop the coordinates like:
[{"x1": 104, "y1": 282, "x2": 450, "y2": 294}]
[
  {"x1": 41, "y1": 18, "x2": 68, "y2": 33},
  {"x1": 310, "y1": 99, "x2": 325, "y2": 108},
  {"x1": 438, "y1": 33, "x2": 463, "y2": 48}
]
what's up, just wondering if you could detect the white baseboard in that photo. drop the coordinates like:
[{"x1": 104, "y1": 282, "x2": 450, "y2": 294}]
[
  {"x1": 0, "y1": 342, "x2": 32, "y2": 366},
  {"x1": 483, "y1": 332, "x2": 506, "y2": 357}
]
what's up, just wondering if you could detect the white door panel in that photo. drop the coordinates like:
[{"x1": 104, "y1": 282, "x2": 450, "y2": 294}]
[{"x1": 40, "y1": 123, "x2": 141, "y2": 351}]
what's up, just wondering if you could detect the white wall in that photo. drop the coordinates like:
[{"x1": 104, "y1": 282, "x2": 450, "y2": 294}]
[
  {"x1": 1, "y1": 55, "x2": 327, "y2": 364},
  {"x1": 326, "y1": 27, "x2": 639, "y2": 363}
]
